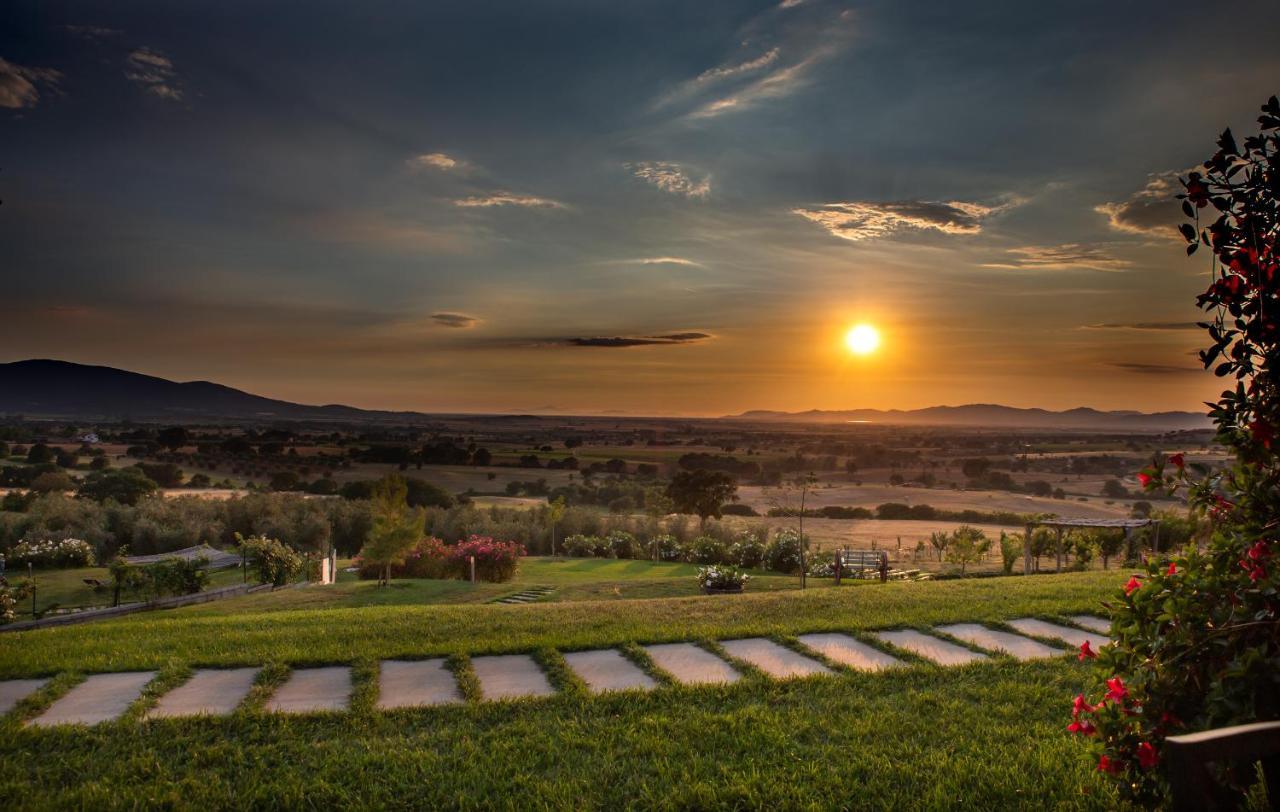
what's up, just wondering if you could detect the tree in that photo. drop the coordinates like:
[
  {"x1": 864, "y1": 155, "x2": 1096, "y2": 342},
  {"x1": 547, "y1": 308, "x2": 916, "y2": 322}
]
[
  {"x1": 404, "y1": 477, "x2": 454, "y2": 509},
  {"x1": 1071, "y1": 98, "x2": 1280, "y2": 806},
  {"x1": 136, "y1": 462, "x2": 184, "y2": 487},
  {"x1": 471, "y1": 447, "x2": 492, "y2": 466},
  {"x1": 26, "y1": 443, "x2": 53, "y2": 465},
  {"x1": 927, "y1": 531, "x2": 950, "y2": 562},
  {"x1": 30, "y1": 471, "x2": 75, "y2": 494},
  {"x1": 78, "y1": 467, "x2": 158, "y2": 506},
  {"x1": 359, "y1": 474, "x2": 426, "y2": 586},
  {"x1": 156, "y1": 426, "x2": 190, "y2": 452},
  {"x1": 946, "y1": 526, "x2": 990, "y2": 575},
  {"x1": 961, "y1": 458, "x2": 991, "y2": 480},
  {"x1": 1101, "y1": 479, "x2": 1129, "y2": 499},
  {"x1": 545, "y1": 496, "x2": 566, "y2": 556},
  {"x1": 665, "y1": 469, "x2": 737, "y2": 527}
]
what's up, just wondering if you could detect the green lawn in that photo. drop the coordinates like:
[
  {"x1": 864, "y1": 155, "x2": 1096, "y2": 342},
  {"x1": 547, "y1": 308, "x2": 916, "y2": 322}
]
[
  {"x1": 12, "y1": 564, "x2": 248, "y2": 619},
  {"x1": 0, "y1": 570, "x2": 1129, "y2": 810}
]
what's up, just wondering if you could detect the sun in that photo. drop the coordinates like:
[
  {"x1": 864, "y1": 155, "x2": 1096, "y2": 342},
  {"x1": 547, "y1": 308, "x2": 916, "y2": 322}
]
[{"x1": 844, "y1": 324, "x2": 880, "y2": 355}]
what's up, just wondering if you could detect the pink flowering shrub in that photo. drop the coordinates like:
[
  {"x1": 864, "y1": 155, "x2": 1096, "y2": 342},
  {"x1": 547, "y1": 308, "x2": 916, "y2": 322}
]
[
  {"x1": 357, "y1": 536, "x2": 449, "y2": 579},
  {"x1": 447, "y1": 535, "x2": 523, "y2": 582}
]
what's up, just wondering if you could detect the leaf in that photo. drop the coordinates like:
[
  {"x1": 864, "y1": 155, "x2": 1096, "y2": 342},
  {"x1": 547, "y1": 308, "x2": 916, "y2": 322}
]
[{"x1": 1179, "y1": 223, "x2": 1197, "y2": 242}]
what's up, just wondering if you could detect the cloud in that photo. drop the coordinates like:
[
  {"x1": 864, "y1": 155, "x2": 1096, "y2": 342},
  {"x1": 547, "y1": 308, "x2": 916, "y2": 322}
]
[
  {"x1": 125, "y1": 47, "x2": 183, "y2": 100},
  {"x1": 984, "y1": 244, "x2": 1132, "y2": 272},
  {"x1": 1096, "y1": 172, "x2": 1183, "y2": 236},
  {"x1": 63, "y1": 25, "x2": 122, "y2": 39},
  {"x1": 625, "y1": 257, "x2": 704, "y2": 267},
  {"x1": 567, "y1": 332, "x2": 712, "y2": 348},
  {"x1": 694, "y1": 48, "x2": 780, "y2": 84},
  {"x1": 430, "y1": 312, "x2": 479, "y2": 328},
  {"x1": 454, "y1": 192, "x2": 565, "y2": 209},
  {"x1": 0, "y1": 58, "x2": 62, "y2": 109},
  {"x1": 627, "y1": 162, "x2": 711, "y2": 198},
  {"x1": 793, "y1": 199, "x2": 1017, "y2": 242},
  {"x1": 408, "y1": 152, "x2": 464, "y2": 171},
  {"x1": 1084, "y1": 322, "x2": 1200, "y2": 331},
  {"x1": 1109, "y1": 362, "x2": 1203, "y2": 375}
]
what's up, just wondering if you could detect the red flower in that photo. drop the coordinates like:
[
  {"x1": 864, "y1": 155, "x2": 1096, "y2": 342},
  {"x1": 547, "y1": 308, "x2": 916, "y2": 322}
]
[
  {"x1": 1097, "y1": 755, "x2": 1121, "y2": 774},
  {"x1": 1136, "y1": 472, "x2": 1153, "y2": 488},
  {"x1": 1105, "y1": 677, "x2": 1129, "y2": 703},
  {"x1": 1168, "y1": 453, "x2": 1185, "y2": 469},
  {"x1": 1067, "y1": 720, "x2": 1097, "y2": 736},
  {"x1": 1072, "y1": 694, "x2": 1096, "y2": 716},
  {"x1": 1078, "y1": 641, "x2": 1098, "y2": 661},
  {"x1": 1166, "y1": 562, "x2": 1177, "y2": 576},
  {"x1": 1248, "y1": 420, "x2": 1275, "y2": 449},
  {"x1": 1124, "y1": 575, "x2": 1142, "y2": 596},
  {"x1": 1136, "y1": 742, "x2": 1159, "y2": 770},
  {"x1": 1247, "y1": 540, "x2": 1270, "y2": 561}
]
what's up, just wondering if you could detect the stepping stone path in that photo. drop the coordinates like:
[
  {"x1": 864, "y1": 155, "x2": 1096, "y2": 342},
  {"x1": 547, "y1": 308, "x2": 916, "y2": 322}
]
[
  {"x1": 797, "y1": 633, "x2": 903, "y2": 671},
  {"x1": 873, "y1": 630, "x2": 988, "y2": 666},
  {"x1": 148, "y1": 668, "x2": 259, "y2": 719},
  {"x1": 563, "y1": 649, "x2": 657, "y2": 693},
  {"x1": 1070, "y1": 615, "x2": 1111, "y2": 635},
  {"x1": 936, "y1": 624, "x2": 1062, "y2": 661},
  {"x1": 471, "y1": 654, "x2": 555, "y2": 700},
  {"x1": 30, "y1": 671, "x2": 156, "y2": 727},
  {"x1": 643, "y1": 643, "x2": 740, "y2": 685},
  {"x1": 720, "y1": 638, "x2": 832, "y2": 679},
  {"x1": 265, "y1": 667, "x2": 351, "y2": 714},
  {"x1": 1008, "y1": 618, "x2": 1108, "y2": 649},
  {"x1": 0, "y1": 678, "x2": 49, "y2": 715},
  {"x1": 378, "y1": 659, "x2": 462, "y2": 709},
  {"x1": 10, "y1": 615, "x2": 1115, "y2": 722},
  {"x1": 493, "y1": 586, "x2": 554, "y2": 605}
]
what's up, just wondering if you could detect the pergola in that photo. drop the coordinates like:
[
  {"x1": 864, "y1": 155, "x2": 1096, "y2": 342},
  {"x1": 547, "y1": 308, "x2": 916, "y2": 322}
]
[{"x1": 1023, "y1": 517, "x2": 1158, "y2": 574}]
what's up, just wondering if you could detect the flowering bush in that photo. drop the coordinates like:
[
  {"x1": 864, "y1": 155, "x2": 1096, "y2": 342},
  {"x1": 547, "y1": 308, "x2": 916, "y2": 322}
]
[
  {"x1": 358, "y1": 536, "x2": 449, "y2": 579},
  {"x1": 806, "y1": 549, "x2": 837, "y2": 578},
  {"x1": 7, "y1": 538, "x2": 96, "y2": 569},
  {"x1": 0, "y1": 579, "x2": 34, "y2": 623},
  {"x1": 652, "y1": 534, "x2": 684, "y2": 561},
  {"x1": 236, "y1": 533, "x2": 303, "y2": 587},
  {"x1": 1070, "y1": 98, "x2": 1280, "y2": 806},
  {"x1": 687, "y1": 535, "x2": 729, "y2": 565},
  {"x1": 729, "y1": 531, "x2": 766, "y2": 569},
  {"x1": 562, "y1": 534, "x2": 605, "y2": 558},
  {"x1": 447, "y1": 535, "x2": 523, "y2": 582},
  {"x1": 696, "y1": 564, "x2": 750, "y2": 591},
  {"x1": 764, "y1": 527, "x2": 808, "y2": 574},
  {"x1": 605, "y1": 530, "x2": 639, "y2": 559}
]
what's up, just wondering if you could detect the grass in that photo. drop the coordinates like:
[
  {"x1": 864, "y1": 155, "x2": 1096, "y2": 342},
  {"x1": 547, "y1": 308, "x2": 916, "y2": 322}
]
[
  {"x1": 12, "y1": 565, "x2": 248, "y2": 619},
  {"x1": 0, "y1": 571, "x2": 1130, "y2": 809}
]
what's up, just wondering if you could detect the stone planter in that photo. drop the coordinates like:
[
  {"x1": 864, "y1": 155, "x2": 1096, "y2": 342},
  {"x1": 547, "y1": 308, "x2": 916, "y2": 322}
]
[{"x1": 701, "y1": 584, "x2": 744, "y2": 595}]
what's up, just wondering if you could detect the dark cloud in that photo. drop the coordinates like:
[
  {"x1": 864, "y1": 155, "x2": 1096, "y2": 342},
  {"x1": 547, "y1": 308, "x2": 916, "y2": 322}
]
[
  {"x1": 62, "y1": 25, "x2": 123, "y2": 40},
  {"x1": 567, "y1": 333, "x2": 711, "y2": 347},
  {"x1": 1110, "y1": 362, "x2": 1203, "y2": 375},
  {"x1": 1096, "y1": 173, "x2": 1184, "y2": 236},
  {"x1": 1086, "y1": 322, "x2": 1200, "y2": 331},
  {"x1": 986, "y1": 244, "x2": 1130, "y2": 271},
  {"x1": 430, "y1": 312, "x2": 478, "y2": 328},
  {"x1": 793, "y1": 198, "x2": 1019, "y2": 242},
  {"x1": 125, "y1": 47, "x2": 183, "y2": 100},
  {"x1": 0, "y1": 57, "x2": 61, "y2": 109}
]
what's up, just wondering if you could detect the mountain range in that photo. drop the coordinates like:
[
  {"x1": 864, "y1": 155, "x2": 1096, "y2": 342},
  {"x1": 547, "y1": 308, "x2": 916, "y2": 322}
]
[{"x1": 0, "y1": 359, "x2": 1211, "y2": 430}]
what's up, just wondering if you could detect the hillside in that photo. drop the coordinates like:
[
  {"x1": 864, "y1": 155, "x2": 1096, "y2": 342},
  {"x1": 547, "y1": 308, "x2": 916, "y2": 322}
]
[{"x1": 732, "y1": 404, "x2": 1210, "y2": 431}]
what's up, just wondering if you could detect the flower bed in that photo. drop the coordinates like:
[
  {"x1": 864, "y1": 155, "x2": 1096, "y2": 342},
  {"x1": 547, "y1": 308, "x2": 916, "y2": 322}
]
[
  {"x1": 696, "y1": 565, "x2": 750, "y2": 593},
  {"x1": 6, "y1": 538, "x2": 96, "y2": 569}
]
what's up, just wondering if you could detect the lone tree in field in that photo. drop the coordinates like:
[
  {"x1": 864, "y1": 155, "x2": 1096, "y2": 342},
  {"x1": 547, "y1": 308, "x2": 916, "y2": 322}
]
[
  {"x1": 1070, "y1": 96, "x2": 1280, "y2": 806},
  {"x1": 360, "y1": 474, "x2": 426, "y2": 586},
  {"x1": 945, "y1": 526, "x2": 990, "y2": 575},
  {"x1": 665, "y1": 469, "x2": 737, "y2": 528}
]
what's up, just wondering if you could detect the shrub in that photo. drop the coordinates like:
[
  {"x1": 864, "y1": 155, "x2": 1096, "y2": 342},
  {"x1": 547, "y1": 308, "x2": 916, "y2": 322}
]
[
  {"x1": 652, "y1": 533, "x2": 684, "y2": 561},
  {"x1": 728, "y1": 531, "x2": 766, "y2": 569},
  {"x1": 764, "y1": 527, "x2": 808, "y2": 574},
  {"x1": 562, "y1": 534, "x2": 604, "y2": 558},
  {"x1": 7, "y1": 538, "x2": 95, "y2": 569},
  {"x1": 0, "y1": 579, "x2": 33, "y2": 623},
  {"x1": 719, "y1": 503, "x2": 759, "y2": 516},
  {"x1": 357, "y1": 537, "x2": 449, "y2": 580},
  {"x1": 695, "y1": 564, "x2": 750, "y2": 590},
  {"x1": 806, "y1": 549, "x2": 837, "y2": 578},
  {"x1": 605, "y1": 530, "x2": 638, "y2": 559},
  {"x1": 687, "y1": 535, "x2": 729, "y2": 565},
  {"x1": 447, "y1": 535, "x2": 523, "y2": 582},
  {"x1": 236, "y1": 533, "x2": 303, "y2": 587},
  {"x1": 998, "y1": 531, "x2": 1022, "y2": 575},
  {"x1": 144, "y1": 556, "x2": 210, "y2": 596}
]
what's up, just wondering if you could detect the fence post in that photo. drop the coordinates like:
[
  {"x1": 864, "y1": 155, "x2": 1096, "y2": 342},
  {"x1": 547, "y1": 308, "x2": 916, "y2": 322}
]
[{"x1": 469, "y1": 555, "x2": 476, "y2": 583}]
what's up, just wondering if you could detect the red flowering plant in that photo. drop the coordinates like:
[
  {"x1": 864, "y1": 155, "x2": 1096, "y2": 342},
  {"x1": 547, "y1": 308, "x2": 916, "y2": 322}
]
[
  {"x1": 1070, "y1": 97, "x2": 1280, "y2": 805},
  {"x1": 447, "y1": 535, "x2": 525, "y2": 582}
]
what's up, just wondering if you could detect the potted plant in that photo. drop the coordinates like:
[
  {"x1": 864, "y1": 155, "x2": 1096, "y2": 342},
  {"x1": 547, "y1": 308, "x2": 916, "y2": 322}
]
[{"x1": 697, "y1": 565, "x2": 750, "y2": 594}]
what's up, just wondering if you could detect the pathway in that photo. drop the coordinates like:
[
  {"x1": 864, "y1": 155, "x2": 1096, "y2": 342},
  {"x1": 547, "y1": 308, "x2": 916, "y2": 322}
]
[{"x1": 8, "y1": 616, "x2": 1111, "y2": 726}]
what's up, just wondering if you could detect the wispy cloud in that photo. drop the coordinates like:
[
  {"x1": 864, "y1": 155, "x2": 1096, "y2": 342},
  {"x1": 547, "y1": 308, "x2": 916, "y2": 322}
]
[
  {"x1": 984, "y1": 244, "x2": 1131, "y2": 272},
  {"x1": 1084, "y1": 322, "x2": 1200, "y2": 332},
  {"x1": 1109, "y1": 362, "x2": 1203, "y2": 375},
  {"x1": 62, "y1": 25, "x2": 122, "y2": 40},
  {"x1": 125, "y1": 47, "x2": 183, "y2": 101},
  {"x1": 0, "y1": 58, "x2": 62, "y2": 109},
  {"x1": 624, "y1": 257, "x2": 704, "y2": 267},
  {"x1": 430, "y1": 312, "x2": 479, "y2": 328},
  {"x1": 454, "y1": 192, "x2": 565, "y2": 209},
  {"x1": 408, "y1": 152, "x2": 465, "y2": 172},
  {"x1": 1096, "y1": 172, "x2": 1183, "y2": 236},
  {"x1": 626, "y1": 162, "x2": 711, "y2": 198},
  {"x1": 567, "y1": 332, "x2": 712, "y2": 348},
  {"x1": 793, "y1": 198, "x2": 1018, "y2": 242}
]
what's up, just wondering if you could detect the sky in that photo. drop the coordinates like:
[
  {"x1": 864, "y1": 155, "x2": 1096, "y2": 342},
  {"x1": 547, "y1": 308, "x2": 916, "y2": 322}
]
[{"x1": 2, "y1": 0, "x2": 1278, "y2": 416}]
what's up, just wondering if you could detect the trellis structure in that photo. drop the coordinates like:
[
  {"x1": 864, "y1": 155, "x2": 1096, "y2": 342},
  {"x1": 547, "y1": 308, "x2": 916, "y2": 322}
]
[{"x1": 1023, "y1": 517, "x2": 1158, "y2": 575}]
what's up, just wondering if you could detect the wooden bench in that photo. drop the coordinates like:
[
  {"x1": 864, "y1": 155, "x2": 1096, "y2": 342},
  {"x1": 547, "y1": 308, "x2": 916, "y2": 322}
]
[
  {"x1": 834, "y1": 549, "x2": 889, "y2": 584},
  {"x1": 1166, "y1": 720, "x2": 1280, "y2": 810}
]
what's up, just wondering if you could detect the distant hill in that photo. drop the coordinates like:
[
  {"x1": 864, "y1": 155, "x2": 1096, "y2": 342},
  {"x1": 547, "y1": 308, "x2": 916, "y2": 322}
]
[
  {"x1": 0, "y1": 359, "x2": 432, "y2": 423},
  {"x1": 729, "y1": 405, "x2": 1211, "y2": 431}
]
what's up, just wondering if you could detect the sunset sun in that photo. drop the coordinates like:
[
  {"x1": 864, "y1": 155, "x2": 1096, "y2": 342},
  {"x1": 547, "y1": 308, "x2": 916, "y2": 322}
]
[{"x1": 844, "y1": 324, "x2": 881, "y2": 356}]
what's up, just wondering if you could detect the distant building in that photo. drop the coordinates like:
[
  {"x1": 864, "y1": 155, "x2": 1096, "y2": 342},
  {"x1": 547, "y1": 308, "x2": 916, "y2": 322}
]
[{"x1": 79, "y1": 433, "x2": 100, "y2": 444}]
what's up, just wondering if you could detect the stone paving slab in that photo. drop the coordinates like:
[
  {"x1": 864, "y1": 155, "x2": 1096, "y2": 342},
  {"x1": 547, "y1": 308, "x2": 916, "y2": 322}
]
[
  {"x1": 471, "y1": 654, "x2": 556, "y2": 701},
  {"x1": 1008, "y1": 618, "x2": 1108, "y2": 649},
  {"x1": 378, "y1": 659, "x2": 463, "y2": 709},
  {"x1": 719, "y1": 638, "x2": 832, "y2": 679},
  {"x1": 29, "y1": 671, "x2": 156, "y2": 727},
  {"x1": 563, "y1": 649, "x2": 657, "y2": 694},
  {"x1": 147, "y1": 668, "x2": 259, "y2": 719},
  {"x1": 0, "y1": 678, "x2": 49, "y2": 715},
  {"x1": 265, "y1": 667, "x2": 351, "y2": 714},
  {"x1": 796, "y1": 633, "x2": 903, "y2": 671},
  {"x1": 643, "y1": 643, "x2": 740, "y2": 685},
  {"x1": 872, "y1": 630, "x2": 988, "y2": 666},
  {"x1": 1069, "y1": 615, "x2": 1112, "y2": 635},
  {"x1": 935, "y1": 624, "x2": 1062, "y2": 661}
]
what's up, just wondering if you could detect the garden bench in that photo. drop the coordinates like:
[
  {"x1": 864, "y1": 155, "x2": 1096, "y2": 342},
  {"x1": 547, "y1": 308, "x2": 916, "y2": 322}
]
[
  {"x1": 834, "y1": 549, "x2": 888, "y2": 584},
  {"x1": 1166, "y1": 720, "x2": 1280, "y2": 811},
  {"x1": 82, "y1": 578, "x2": 105, "y2": 590}
]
